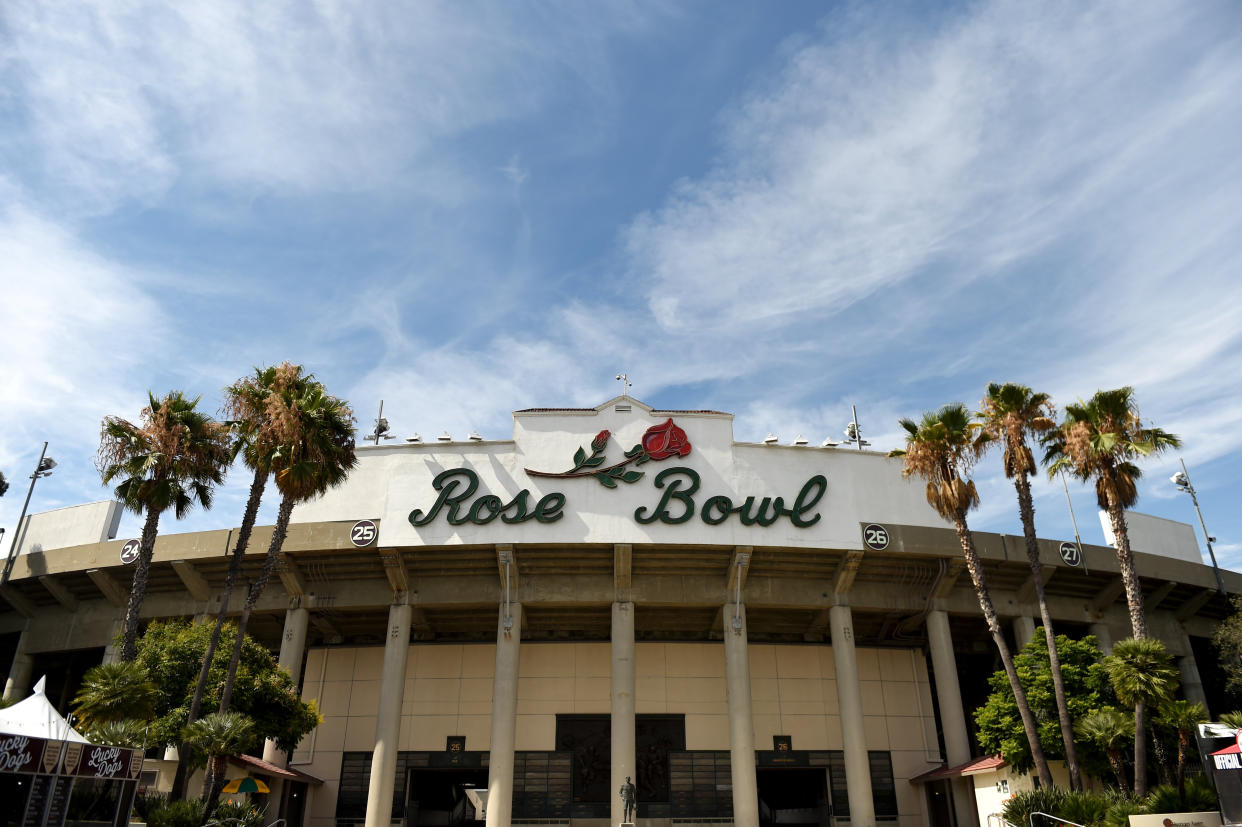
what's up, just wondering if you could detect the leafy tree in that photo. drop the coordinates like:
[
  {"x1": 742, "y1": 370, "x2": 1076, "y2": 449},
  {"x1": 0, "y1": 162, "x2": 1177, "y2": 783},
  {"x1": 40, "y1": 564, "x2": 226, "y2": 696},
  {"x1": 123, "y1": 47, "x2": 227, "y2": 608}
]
[
  {"x1": 174, "y1": 363, "x2": 302, "y2": 800},
  {"x1": 1220, "y1": 711, "x2": 1242, "y2": 729},
  {"x1": 183, "y1": 711, "x2": 254, "y2": 825},
  {"x1": 892, "y1": 403, "x2": 1053, "y2": 786},
  {"x1": 95, "y1": 392, "x2": 232, "y2": 661},
  {"x1": 1104, "y1": 637, "x2": 1180, "y2": 797},
  {"x1": 218, "y1": 374, "x2": 356, "y2": 713},
  {"x1": 72, "y1": 660, "x2": 157, "y2": 729},
  {"x1": 133, "y1": 620, "x2": 320, "y2": 752},
  {"x1": 977, "y1": 382, "x2": 1082, "y2": 789},
  {"x1": 85, "y1": 719, "x2": 148, "y2": 748},
  {"x1": 1213, "y1": 596, "x2": 1242, "y2": 698},
  {"x1": 1158, "y1": 699, "x2": 1208, "y2": 808},
  {"x1": 0, "y1": 469, "x2": 9, "y2": 497},
  {"x1": 975, "y1": 632, "x2": 1116, "y2": 775},
  {"x1": 1043, "y1": 387, "x2": 1180, "y2": 640},
  {"x1": 1076, "y1": 707, "x2": 1134, "y2": 794}
]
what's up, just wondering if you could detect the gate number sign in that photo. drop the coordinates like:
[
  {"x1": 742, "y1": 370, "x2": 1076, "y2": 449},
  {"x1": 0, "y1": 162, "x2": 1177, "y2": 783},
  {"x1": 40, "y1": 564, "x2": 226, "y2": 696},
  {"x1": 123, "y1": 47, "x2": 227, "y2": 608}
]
[
  {"x1": 119, "y1": 540, "x2": 141, "y2": 565},
  {"x1": 1059, "y1": 542, "x2": 1082, "y2": 567},
  {"x1": 862, "y1": 524, "x2": 890, "y2": 551},
  {"x1": 350, "y1": 520, "x2": 378, "y2": 547}
]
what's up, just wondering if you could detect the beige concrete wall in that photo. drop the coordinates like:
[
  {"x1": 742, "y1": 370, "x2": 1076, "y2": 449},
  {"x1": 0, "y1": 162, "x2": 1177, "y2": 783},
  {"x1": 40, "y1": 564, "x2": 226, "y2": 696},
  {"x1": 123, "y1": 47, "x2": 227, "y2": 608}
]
[{"x1": 295, "y1": 642, "x2": 939, "y2": 827}]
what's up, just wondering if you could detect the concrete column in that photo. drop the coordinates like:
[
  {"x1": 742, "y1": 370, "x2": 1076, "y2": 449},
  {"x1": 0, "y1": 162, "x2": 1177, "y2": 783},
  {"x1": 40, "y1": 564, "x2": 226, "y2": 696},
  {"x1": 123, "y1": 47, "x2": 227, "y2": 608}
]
[
  {"x1": 3, "y1": 628, "x2": 33, "y2": 702},
  {"x1": 1089, "y1": 622, "x2": 1114, "y2": 654},
  {"x1": 830, "y1": 605, "x2": 875, "y2": 827},
  {"x1": 1012, "y1": 616, "x2": 1036, "y2": 650},
  {"x1": 612, "y1": 602, "x2": 636, "y2": 825},
  {"x1": 1178, "y1": 629, "x2": 1209, "y2": 712},
  {"x1": 263, "y1": 606, "x2": 310, "y2": 765},
  {"x1": 927, "y1": 610, "x2": 976, "y2": 827},
  {"x1": 723, "y1": 603, "x2": 758, "y2": 827},
  {"x1": 102, "y1": 616, "x2": 125, "y2": 665},
  {"x1": 486, "y1": 602, "x2": 522, "y2": 827},
  {"x1": 363, "y1": 601, "x2": 411, "y2": 827}
]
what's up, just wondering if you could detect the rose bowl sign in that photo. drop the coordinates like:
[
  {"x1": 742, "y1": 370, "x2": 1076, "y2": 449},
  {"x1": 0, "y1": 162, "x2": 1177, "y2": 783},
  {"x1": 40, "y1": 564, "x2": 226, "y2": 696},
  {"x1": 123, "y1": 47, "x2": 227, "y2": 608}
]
[{"x1": 410, "y1": 418, "x2": 827, "y2": 530}]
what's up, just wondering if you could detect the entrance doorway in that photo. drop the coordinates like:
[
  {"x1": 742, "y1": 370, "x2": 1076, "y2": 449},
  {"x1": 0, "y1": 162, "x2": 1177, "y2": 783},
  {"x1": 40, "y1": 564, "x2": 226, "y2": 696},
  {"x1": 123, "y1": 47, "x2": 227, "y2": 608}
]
[
  {"x1": 404, "y1": 768, "x2": 488, "y2": 826},
  {"x1": 756, "y1": 767, "x2": 830, "y2": 827},
  {"x1": 924, "y1": 779, "x2": 955, "y2": 827}
]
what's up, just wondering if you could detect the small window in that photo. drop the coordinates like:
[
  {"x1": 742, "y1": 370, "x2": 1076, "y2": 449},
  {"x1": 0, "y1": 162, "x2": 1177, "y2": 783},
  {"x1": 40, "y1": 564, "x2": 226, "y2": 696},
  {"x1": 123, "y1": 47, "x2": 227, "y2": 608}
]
[{"x1": 826, "y1": 750, "x2": 899, "y2": 819}]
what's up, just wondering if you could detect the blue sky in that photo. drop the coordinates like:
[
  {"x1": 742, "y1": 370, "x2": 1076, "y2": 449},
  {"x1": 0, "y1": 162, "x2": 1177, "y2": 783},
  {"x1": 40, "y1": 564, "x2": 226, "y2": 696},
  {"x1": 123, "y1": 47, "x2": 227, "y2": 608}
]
[{"x1": 1, "y1": 0, "x2": 1240, "y2": 569}]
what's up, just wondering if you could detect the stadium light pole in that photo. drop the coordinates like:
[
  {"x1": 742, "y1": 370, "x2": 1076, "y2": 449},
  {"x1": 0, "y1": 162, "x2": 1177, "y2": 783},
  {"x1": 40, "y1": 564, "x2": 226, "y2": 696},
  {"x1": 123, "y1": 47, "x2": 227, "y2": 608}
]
[
  {"x1": 2, "y1": 442, "x2": 57, "y2": 585},
  {"x1": 1171, "y1": 458, "x2": 1226, "y2": 596}
]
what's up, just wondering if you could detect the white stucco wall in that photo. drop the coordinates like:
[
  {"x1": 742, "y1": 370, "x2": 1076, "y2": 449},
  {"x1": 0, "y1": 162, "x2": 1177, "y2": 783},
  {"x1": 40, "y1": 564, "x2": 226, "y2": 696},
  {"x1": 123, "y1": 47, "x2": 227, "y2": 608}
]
[
  {"x1": 13, "y1": 500, "x2": 122, "y2": 555},
  {"x1": 292, "y1": 397, "x2": 951, "y2": 549},
  {"x1": 1099, "y1": 510, "x2": 1203, "y2": 565}
]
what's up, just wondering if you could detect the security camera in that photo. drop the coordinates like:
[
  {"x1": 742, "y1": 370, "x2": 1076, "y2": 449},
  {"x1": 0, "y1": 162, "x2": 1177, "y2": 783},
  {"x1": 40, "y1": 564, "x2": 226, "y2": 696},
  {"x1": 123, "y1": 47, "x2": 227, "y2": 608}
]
[{"x1": 1171, "y1": 472, "x2": 1189, "y2": 487}]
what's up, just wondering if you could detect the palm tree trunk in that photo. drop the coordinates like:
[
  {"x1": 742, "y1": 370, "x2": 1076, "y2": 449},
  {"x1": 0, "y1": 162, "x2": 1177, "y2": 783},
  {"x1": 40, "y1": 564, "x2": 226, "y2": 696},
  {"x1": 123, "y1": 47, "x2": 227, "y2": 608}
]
[
  {"x1": 1177, "y1": 730, "x2": 1188, "y2": 807},
  {"x1": 1014, "y1": 472, "x2": 1082, "y2": 790},
  {"x1": 219, "y1": 494, "x2": 295, "y2": 713},
  {"x1": 171, "y1": 466, "x2": 267, "y2": 800},
  {"x1": 1105, "y1": 484, "x2": 1147, "y2": 639},
  {"x1": 1135, "y1": 700, "x2": 1148, "y2": 797},
  {"x1": 953, "y1": 514, "x2": 1054, "y2": 787},
  {"x1": 1108, "y1": 749, "x2": 1129, "y2": 796},
  {"x1": 200, "y1": 755, "x2": 227, "y2": 827},
  {"x1": 120, "y1": 506, "x2": 162, "y2": 662}
]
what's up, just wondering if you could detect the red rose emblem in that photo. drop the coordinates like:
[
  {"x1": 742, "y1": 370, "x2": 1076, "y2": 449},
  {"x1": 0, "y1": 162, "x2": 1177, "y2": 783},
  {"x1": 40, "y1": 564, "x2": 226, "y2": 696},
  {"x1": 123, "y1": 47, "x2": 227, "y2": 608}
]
[
  {"x1": 591, "y1": 430, "x2": 611, "y2": 452},
  {"x1": 642, "y1": 419, "x2": 691, "y2": 460}
]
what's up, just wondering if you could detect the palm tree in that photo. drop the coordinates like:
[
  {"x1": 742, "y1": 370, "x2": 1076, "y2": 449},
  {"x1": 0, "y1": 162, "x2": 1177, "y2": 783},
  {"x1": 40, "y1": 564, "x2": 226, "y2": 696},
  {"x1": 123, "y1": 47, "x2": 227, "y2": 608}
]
[
  {"x1": 183, "y1": 711, "x2": 255, "y2": 825},
  {"x1": 218, "y1": 376, "x2": 357, "y2": 713},
  {"x1": 1160, "y1": 699, "x2": 1208, "y2": 807},
  {"x1": 85, "y1": 719, "x2": 147, "y2": 749},
  {"x1": 96, "y1": 392, "x2": 231, "y2": 662},
  {"x1": 977, "y1": 382, "x2": 1082, "y2": 789},
  {"x1": 173, "y1": 364, "x2": 300, "y2": 800},
  {"x1": 1220, "y1": 711, "x2": 1242, "y2": 729},
  {"x1": 891, "y1": 403, "x2": 1054, "y2": 787},
  {"x1": 72, "y1": 661, "x2": 157, "y2": 729},
  {"x1": 1104, "y1": 637, "x2": 1180, "y2": 797},
  {"x1": 1043, "y1": 387, "x2": 1180, "y2": 640},
  {"x1": 1076, "y1": 707, "x2": 1134, "y2": 794}
]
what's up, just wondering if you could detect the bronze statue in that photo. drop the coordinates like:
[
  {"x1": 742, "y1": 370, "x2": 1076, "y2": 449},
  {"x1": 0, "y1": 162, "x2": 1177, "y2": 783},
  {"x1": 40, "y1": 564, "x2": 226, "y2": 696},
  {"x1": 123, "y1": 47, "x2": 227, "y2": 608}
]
[{"x1": 619, "y1": 775, "x2": 636, "y2": 822}]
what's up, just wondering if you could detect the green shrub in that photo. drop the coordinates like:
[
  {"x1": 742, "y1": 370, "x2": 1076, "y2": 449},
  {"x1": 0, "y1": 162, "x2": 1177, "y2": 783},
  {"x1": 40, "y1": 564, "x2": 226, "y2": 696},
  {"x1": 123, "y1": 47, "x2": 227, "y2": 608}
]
[
  {"x1": 144, "y1": 797, "x2": 205, "y2": 827},
  {"x1": 208, "y1": 801, "x2": 267, "y2": 827},
  {"x1": 1144, "y1": 775, "x2": 1218, "y2": 814},
  {"x1": 1057, "y1": 789, "x2": 1116, "y2": 826},
  {"x1": 1103, "y1": 799, "x2": 1146, "y2": 827},
  {"x1": 1002, "y1": 785, "x2": 1067, "y2": 826}
]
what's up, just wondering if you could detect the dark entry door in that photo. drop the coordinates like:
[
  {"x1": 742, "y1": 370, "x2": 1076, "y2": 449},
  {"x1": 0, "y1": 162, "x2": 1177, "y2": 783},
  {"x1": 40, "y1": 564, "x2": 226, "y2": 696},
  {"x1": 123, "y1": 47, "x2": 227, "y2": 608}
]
[
  {"x1": 404, "y1": 768, "x2": 489, "y2": 826},
  {"x1": 756, "y1": 767, "x2": 830, "y2": 827}
]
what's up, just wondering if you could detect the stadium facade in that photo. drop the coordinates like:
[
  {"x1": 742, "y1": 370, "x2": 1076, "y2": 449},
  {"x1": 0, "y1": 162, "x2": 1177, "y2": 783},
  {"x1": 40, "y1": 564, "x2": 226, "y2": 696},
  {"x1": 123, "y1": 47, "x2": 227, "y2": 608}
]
[{"x1": 1, "y1": 396, "x2": 1234, "y2": 827}]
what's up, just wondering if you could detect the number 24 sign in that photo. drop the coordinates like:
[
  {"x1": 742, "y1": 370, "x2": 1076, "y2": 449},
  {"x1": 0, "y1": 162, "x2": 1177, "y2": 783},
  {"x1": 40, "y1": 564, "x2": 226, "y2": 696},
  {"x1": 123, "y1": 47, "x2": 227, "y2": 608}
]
[{"x1": 350, "y1": 520, "x2": 378, "y2": 547}]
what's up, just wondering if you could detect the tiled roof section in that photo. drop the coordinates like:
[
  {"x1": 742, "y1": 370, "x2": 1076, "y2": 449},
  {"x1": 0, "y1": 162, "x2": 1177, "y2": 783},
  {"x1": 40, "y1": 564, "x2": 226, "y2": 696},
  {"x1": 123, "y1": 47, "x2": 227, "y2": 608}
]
[
  {"x1": 228, "y1": 753, "x2": 323, "y2": 784},
  {"x1": 651, "y1": 409, "x2": 730, "y2": 415},
  {"x1": 909, "y1": 755, "x2": 1006, "y2": 783},
  {"x1": 514, "y1": 407, "x2": 597, "y2": 413}
]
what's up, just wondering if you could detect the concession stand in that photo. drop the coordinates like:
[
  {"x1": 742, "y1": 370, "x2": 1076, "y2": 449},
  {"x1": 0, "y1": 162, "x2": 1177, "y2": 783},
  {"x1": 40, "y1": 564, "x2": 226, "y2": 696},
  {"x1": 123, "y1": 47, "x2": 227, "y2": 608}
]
[{"x1": 0, "y1": 677, "x2": 143, "y2": 827}]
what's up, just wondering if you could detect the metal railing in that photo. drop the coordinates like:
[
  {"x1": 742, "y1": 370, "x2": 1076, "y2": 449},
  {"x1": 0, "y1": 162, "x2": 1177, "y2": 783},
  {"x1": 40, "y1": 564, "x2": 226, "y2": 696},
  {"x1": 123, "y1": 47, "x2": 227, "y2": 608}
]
[{"x1": 1030, "y1": 812, "x2": 1087, "y2": 827}]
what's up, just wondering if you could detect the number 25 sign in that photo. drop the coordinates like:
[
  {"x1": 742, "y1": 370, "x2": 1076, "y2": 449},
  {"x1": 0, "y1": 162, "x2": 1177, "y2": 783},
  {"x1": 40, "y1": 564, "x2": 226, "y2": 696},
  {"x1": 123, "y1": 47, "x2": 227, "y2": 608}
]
[{"x1": 350, "y1": 520, "x2": 378, "y2": 547}]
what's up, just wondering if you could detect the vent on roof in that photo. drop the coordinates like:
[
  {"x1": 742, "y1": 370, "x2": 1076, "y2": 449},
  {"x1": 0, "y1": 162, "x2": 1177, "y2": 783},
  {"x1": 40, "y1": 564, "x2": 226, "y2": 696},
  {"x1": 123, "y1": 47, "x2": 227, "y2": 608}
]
[{"x1": 615, "y1": 404, "x2": 631, "y2": 412}]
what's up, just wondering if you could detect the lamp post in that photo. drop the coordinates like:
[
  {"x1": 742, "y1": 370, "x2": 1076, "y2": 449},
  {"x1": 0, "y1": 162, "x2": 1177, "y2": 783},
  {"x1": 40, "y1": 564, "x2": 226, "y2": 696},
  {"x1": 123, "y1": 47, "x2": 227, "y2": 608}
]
[
  {"x1": 2, "y1": 442, "x2": 57, "y2": 585},
  {"x1": 1171, "y1": 458, "x2": 1226, "y2": 596}
]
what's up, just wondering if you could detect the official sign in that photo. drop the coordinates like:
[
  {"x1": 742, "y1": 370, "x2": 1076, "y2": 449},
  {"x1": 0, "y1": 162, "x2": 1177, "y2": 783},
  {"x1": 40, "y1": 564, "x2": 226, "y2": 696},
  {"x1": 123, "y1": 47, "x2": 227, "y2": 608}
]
[{"x1": 1058, "y1": 542, "x2": 1082, "y2": 568}]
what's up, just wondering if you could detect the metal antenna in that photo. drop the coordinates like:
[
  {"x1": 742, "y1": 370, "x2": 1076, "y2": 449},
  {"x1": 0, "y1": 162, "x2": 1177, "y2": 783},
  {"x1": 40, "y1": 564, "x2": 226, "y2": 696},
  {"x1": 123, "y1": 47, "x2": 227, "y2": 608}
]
[
  {"x1": 615, "y1": 373, "x2": 633, "y2": 395},
  {"x1": 1172, "y1": 458, "x2": 1226, "y2": 595},
  {"x1": 1059, "y1": 471, "x2": 1089, "y2": 575},
  {"x1": 368, "y1": 400, "x2": 395, "y2": 446},
  {"x1": 843, "y1": 405, "x2": 871, "y2": 450}
]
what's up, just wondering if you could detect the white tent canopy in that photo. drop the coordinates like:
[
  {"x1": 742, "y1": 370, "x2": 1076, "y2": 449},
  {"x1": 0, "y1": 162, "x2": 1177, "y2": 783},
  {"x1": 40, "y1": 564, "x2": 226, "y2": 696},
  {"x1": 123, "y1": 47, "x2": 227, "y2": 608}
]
[{"x1": 0, "y1": 676, "x2": 90, "y2": 742}]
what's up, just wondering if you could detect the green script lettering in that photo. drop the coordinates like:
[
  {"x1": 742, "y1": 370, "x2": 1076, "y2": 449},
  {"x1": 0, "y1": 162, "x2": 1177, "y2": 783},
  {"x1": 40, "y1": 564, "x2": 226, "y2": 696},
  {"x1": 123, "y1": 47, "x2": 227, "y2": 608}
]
[{"x1": 635, "y1": 467, "x2": 700, "y2": 524}]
